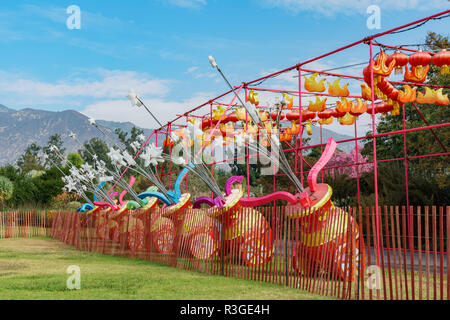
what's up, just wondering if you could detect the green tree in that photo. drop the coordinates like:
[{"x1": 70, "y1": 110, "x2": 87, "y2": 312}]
[
  {"x1": 79, "y1": 137, "x2": 112, "y2": 169},
  {"x1": 42, "y1": 134, "x2": 66, "y2": 167},
  {"x1": 17, "y1": 143, "x2": 43, "y2": 173},
  {"x1": 0, "y1": 176, "x2": 13, "y2": 208},
  {"x1": 67, "y1": 152, "x2": 84, "y2": 168}
]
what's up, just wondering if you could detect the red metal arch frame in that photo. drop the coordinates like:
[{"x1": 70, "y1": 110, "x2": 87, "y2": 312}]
[{"x1": 111, "y1": 10, "x2": 450, "y2": 265}]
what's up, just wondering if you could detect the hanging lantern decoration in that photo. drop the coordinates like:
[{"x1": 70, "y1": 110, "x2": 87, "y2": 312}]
[
  {"x1": 271, "y1": 110, "x2": 285, "y2": 121},
  {"x1": 212, "y1": 106, "x2": 226, "y2": 121},
  {"x1": 290, "y1": 121, "x2": 300, "y2": 135},
  {"x1": 319, "y1": 117, "x2": 333, "y2": 125},
  {"x1": 307, "y1": 96, "x2": 327, "y2": 112},
  {"x1": 286, "y1": 110, "x2": 300, "y2": 121},
  {"x1": 404, "y1": 65, "x2": 429, "y2": 83},
  {"x1": 391, "y1": 101, "x2": 401, "y2": 116},
  {"x1": 350, "y1": 99, "x2": 367, "y2": 117},
  {"x1": 301, "y1": 109, "x2": 316, "y2": 122},
  {"x1": 306, "y1": 120, "x2": 313, "y2": 136},
  {"x1": 258, "y1": 109, "x2": 269, "y2": 122},
  {"x1": 247, "y1": 90, "x2": 260, "y2": 106},
  {"x1": 339, "y1": 112, "x2": 355, "y2": 125},
  {"x1": 372, "y1": 49, "x2": 396, "y2": 77},
  {"x1": 367, "y1": 102, "x2": 393, "y2": 114},
  {"x1": 163, "y1": 136, "x2": 175, "y2": 148},
  {"x1": 304, "y1": 73, "x2": 326, "y2": 92},
  {"x1": 360, "y1": 83, "x2": 379, "y2": 101},
  {"x1": 409, "y1": 50, "x2": 432, "y2": 79},
  {"x1": 336, "y1": 97, "x2": 351, "y2": 113},
  {"x1": 432, "y1": 49, "x2": 450, "y2": 75},
  {"x1": 416, "y1": 87, "x2": 437, "y2": 104},
  {"x1": 236, "y1": 107, "x2": 247, "y2": 121},
  {"x1": 327, "y1": 78, "x2": 349, "y2": 97},
  {"x1": 220, "y1": 123, "x2": 235, "y2": 135},
  {"x1": 226, "y1": 112, "x2": 238, "y2": 123},
  {"x1": 435, "y1": 88, "x2": 450, "y2": 106},
  {"x1": 397, "y1": 85, "x2": 417, "y2": 104},
  {"x1": 280, "y1": 131, "x2": 292, "y2": 142},
  {"x1": 331, "y1": 108, "x2": 346, "y2": 118},
  {"x1": 318, "y1": 109, "x2": 333, "y2": 119},
  {"x1": 386, "y1": 50, "x2": 409, "y2": 75},
  {"x1": 282, "y1": 93, "x2": 294, "y2": 109}
]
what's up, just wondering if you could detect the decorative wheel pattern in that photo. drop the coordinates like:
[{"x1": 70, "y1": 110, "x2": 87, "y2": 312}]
[
  {"x1": 189, "y1": 232, "x2": 219, "y2": 259},
  {"x1": 152, "y1": 218, "x2": 175, "y2": 254},
  {"x1": 240, "y1": 230, "x2": 274, "y2": 267},
  {"x1": 128, "y1": 219, "x2": 145, "y2": 251}
]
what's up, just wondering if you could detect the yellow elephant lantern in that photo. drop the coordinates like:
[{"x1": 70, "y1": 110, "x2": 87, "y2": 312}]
[
  {"x1": 304, "y1": 73, "x2": 326, "y2": 92},
  {"x1": 308, "y1": 96, "x2": 327, "y2": 112},
  {"x1": 327, "y1": 79, "x2": 349, "y2": 97}
]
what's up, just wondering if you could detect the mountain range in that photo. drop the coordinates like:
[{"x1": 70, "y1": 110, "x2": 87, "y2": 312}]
[{"x1": 0, "y1": 104, "x2": 355, "y2": 166}]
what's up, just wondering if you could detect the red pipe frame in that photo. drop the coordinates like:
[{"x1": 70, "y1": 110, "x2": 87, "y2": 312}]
[{"x1": 110, "y1": 10, "x2": 450, "y2": 272}]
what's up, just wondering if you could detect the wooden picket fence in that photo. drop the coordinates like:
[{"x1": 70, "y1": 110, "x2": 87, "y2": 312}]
[
  {"x1": 0, "y1": 211, "x2": 48, "y2": 239},
  {"x1": 45, "y1": 205, "x2": 449, "y2": 300}
]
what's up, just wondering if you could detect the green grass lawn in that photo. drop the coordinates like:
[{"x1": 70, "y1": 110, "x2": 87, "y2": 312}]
[{"x1": 0, "y1": 237, "x2": 330, "y2": 300}]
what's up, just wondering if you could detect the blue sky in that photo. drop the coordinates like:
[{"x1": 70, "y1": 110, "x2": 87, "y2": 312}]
[{"x1": 0, "y1": 0, "x2": 448, "y2": 135}]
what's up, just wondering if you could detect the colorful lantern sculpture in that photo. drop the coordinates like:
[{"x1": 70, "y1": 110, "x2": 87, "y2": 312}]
[
  {"x1": 336, "y1": 97, "x2": 351, "y2": 113},
  {"x1": 339, "y1": 112, "x2": 355, "y2": 125},
  {"x1": 386, "y1": 50, "x2": 409, "y2": 75},
  {"x1": 404, "y1": 65, "x2": 429, "y2": 83},
  {"x1": 271, "y1": 110, "x2": 285, "y2": 121},
  {"x1": 327, "y1": 78, "x2": 349, "y2": 97},
  {"x1": 304, "y1": 73, "x2": 326, "y2": 92},
  {"x1": 432, "y1": 49, "x2": 450, "y2": 75}
]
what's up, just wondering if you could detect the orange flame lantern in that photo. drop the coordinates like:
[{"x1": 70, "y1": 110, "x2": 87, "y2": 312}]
[
  {"x1": 404, "y1": 65, "x2": 429, "y2": 83},
  {"x1": 282, "y1": 93, "x2": 294, "y2": 109},
  {"x1": 247, "y1": 90, "x2": 259, "y2": 106},
  {"x1": 304, "y1": 73, "x2": 326, "y2": 92},
  {"x1": 397, "y1": 85, "x2": 417, "y2": 104},
  {"x1": 319, "y1": 117, "x2": 333, "y2": 125},
  {"x1": 432, "y1": 49, "x2": 450, "y2": 75},
  {"x1": 336, "y1": 97, "x2": 351, "y2": 113},
  {"x1": 350, "y1": 98, "x2": 367, "y2": 117},
  {"x1": 386, "y1": 50, "x2": 409, "y2": 75},
  {"x1": 360, "y1": 83, "x2": 379, "y2": 101},
  {"x1": 306, "y1": 120, "x2": 313, "y2": 136},
  {"x1": 372, "y1": 49, "x2": 396, "y2": 77},
  {"x1": 339, "y1": 112, "x2": 355, "y2": 125},
  {"x1": 409, "y1": 50, "x2": 431, "y2": 78},
  {"x1": 416, "y1": 87, "x2": 437, "y2": 104},
  {"x1": 435, "y1": 88, "x2": 450, "y2": 106},
  {"x1": 163, "y1": 137, "x2": 174, "y2": 148},
  {"x1": 308, "y1": 96, "x2": 327, "y2": 112},
  {"x1": 280, "y1": 131, "x2": 292, "y2": 142},
  {"x1": 327, "y1": 78, "x2": 349, "y2": 97}
]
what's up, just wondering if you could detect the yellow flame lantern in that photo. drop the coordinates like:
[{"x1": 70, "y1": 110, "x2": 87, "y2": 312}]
[
  {"x1": 416, "y1": 87, "x2": 437, "y2": 104},
  {"x1": 327, "y1": 78, "x2": 349, "y2": 97},
  {"x1": 304, "y1": 73, "x2": 326, "y2": 93},
  {"x1": 336, "y1": 97, "x2": 351, "y2": 113},
  {"x1": 212, "y1": 106, "x2": 226, "y2": 121},
  {"x1": 306, "y1": 120, "x2": 313, "y2": 136},
  {"x1": 372, "y1": 49, "x2": 396, "y2": 77},
  {"x1": 318, "y1": 117, "x2": 333, "y2": 125},
  {"x1": 236, "y1": 107, "x2": 247, "y2": 121},
  {"x1": 435, "y1": 88, "x2": 450, "y2": 106},
  {"x1": 308, "y1": 96, "x2": 327, "y2": 112},
  {"x1": 350, "y1": 98, "x2": 367, "y2": 117},
  {"x1": 339, "y1": 112, "x2": 355, "y2": 125},
  {"x1": 282, "y1": 93, "x2": 294, "y2": 109},
  {"x1": 397, "y1": 85, "x2": 417, "y2": 104},
  {"x1": 247, "y1": 90, "x2": 260, "y2": 106}
]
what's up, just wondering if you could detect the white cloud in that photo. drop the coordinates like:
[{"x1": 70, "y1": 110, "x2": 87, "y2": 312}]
[
  {"x1": 259, "y1": 0, "x2": 448, "y2": 15},
  {"x1": 0, "y1": 69, "x2": 171, "y2": 100},
  {"x1": 186, "y1": 66, "x2": 199, "y2": 73},
  {"x1": 81, "y1": 92, "x2": 214, "y2": 129},
  {"x1": 163, "y1": 0, "x2": 207, "y2": 9}
]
